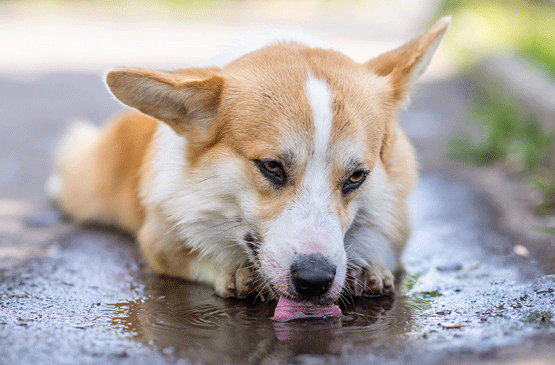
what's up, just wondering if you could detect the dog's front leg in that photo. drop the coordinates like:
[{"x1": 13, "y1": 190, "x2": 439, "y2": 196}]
[
  {"x1": 188, "y1": 256, "x2": 256, "y2": 298},
  {"x1": 346, "y1": 262, "x2": 395, "y2": 296},
  {"x1": 138, "y1": 208, "x2": 256, "y2": 298},
  {"x1": 343, "y1": 224, "x2": 403, "y2": 296}
]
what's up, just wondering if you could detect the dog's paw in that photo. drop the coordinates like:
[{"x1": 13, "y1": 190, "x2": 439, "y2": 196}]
[
  {"x1": 219, "y1": 267, "x2": 255, "y2": 298},
  {"x1": 346, "y1": 263, "x2": 395, "y2": 296}
]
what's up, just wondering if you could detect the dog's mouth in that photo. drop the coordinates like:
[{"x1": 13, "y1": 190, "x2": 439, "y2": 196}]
[
  {"x1": 268, "y1": 278, "x2": 344, "y2": 321},
  {"x1": 243, "y1": 233, "x2": 343, "y2": 320},
  {"x1": 254, "y1": 265, "x2": 342, "y2": 307},
  {"x1": 252, "y1": 266, "x2": 343, "y2": 310},
  {"x1": 275, "y1": 289, "x2": 337, "y2": 306}
]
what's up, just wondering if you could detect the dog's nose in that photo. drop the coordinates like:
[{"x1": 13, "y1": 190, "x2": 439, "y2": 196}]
[{"x1": 290, "y1": 253, "x2": 336, "y2": 298}]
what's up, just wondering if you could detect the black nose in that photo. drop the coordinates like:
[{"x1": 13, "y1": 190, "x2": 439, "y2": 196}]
[{"x1": 290, "y1": 253, "x2": 336, "y2": 298}]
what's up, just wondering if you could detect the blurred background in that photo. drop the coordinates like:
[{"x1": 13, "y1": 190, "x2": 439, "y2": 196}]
[
  {"x1": 1, "y1": 0, "x2": 554, "y2": 230},
  {"x1": 1, "y1": 0, "x2": 554, "y2": 76}
]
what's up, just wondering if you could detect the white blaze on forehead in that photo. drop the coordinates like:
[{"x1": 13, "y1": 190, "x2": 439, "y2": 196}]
[
  {"x1": 302, "y1": 73, "x2": 334, "y2": 221},
  {"x1": 305, "y1": 73, "x2": 333, "y2": 157},
  {"x1": 259, "y1": 73, "x2": 346, "y2": 300},
  {"x1": 288, "y1": 73, "x2": 341, "y2": 248}
]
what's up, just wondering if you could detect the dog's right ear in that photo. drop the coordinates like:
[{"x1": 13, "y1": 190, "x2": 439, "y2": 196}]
[
  {"x1": 364, "y1": 17, "x2": 450, "y2": 105},
  {"x1": 106, "y1": 67, "x2": 223, "y2": 135}
]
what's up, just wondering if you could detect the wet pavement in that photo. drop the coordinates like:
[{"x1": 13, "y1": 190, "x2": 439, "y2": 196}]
[{"x1": 1, "y1": 75, "x2": 555, "y2": 364}]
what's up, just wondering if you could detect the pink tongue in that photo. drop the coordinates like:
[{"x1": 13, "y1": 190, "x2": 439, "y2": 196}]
[{"x1": 272, "y1": 296, "x2": 342, "y2": 321}]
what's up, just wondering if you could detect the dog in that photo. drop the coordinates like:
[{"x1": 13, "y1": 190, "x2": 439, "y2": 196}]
[{"x1": 46, "y1": 18, "x2": 449, "y2": 306}]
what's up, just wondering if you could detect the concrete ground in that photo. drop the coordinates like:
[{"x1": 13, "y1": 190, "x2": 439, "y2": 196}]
[{"x1": 1, "y1": 2, "x2": 555, "y2": 364}]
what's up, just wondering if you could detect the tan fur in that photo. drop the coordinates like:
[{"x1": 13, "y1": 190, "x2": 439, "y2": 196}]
[
  {"x1": 136, "y1": 203, "x2": 200, "y2": 276},
  {"x1": 52, "y1": 111, "x2": 157, "y2": 233},
  {"x1": 49, "y1": 18, "x2": 449, "y2": 299},
  {"x1": 364, "y1": 17, "x2": 450, "y2": 102}
]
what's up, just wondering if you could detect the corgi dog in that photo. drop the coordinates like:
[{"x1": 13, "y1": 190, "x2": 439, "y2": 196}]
[{"x1": 47, "y1": 18, "x2": 449, "y2": 306}]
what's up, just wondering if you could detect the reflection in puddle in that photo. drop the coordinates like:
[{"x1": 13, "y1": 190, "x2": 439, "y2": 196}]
[{"x1": 110, "y1": 274, "x2": 415, "y2": 364}]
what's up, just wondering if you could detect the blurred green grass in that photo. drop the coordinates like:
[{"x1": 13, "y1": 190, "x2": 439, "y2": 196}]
[
  {"x1": 450, "y1": 84, "x2": 554, "y2": 173},
  {"x1": 449, "y1": 83, "x2": 555, "y2": 217},
  {"x1": 442, "y1": 0, "x2": 555, "y2": 218},
  {"x1": 437, "y1": 0, "x2": 555, "y2": 76}
]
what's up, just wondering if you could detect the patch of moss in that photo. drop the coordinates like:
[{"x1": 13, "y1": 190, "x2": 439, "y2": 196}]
[
  {"x1": 423, "y1": 291, "x2": 443, "y2": 298},
  {"x1": 525, "y1": 311, "x2": 553, "y2": 326},
  {"x1": 402, "y1": 273, "x2": 422, "y2": 292}
]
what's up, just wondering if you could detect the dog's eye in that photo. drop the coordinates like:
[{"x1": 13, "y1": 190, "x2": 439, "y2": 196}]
[
  {"x1": 349, "y1": 170, "x2": 366, "y2": 184},
  {"x1": 342, "y1": 169, "x2": 368, "y2": 194},
  {"x1": 255, "y1": 159, "x2": 286, "y2": 186},
  {"x1": 263, "y1": 160, "x2": 281, "y2": 174}
]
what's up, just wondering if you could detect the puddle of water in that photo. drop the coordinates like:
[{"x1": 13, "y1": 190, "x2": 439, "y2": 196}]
[{"x1": 109, "y1": 274, "x2": 415, "y2": 364}]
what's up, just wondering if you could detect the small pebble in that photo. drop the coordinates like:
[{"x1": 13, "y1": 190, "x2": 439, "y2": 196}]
[
  {"x1": 513, "y1": 245, "x2": 530, "y2": 258},
  {"x1": 461, "y1": 262, "x2": 481, "y2": 272},
  {"x1": 436, "y1": 263, "x2": 463, "y2": 272},
  {"x1": 440, "y1": 322, "x2": 462, "y2": 329},
  {"x1": 113, "y1": 350, "x2": 128, "y2": 358},
  {"x1": 162, "y1": 347, "x2": 175, "y2": 355},
  {"x1": 74, "y1": 323, "x2": 94, "y2": 329}
]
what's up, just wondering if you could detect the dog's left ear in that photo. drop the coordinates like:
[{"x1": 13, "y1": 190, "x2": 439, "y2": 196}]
[
  {"x1": 106, "y1": 67, "x2": 223, "y2": 135},
  {"x1": 364, "y1": 17, "x2": 450, "y2": 104}
]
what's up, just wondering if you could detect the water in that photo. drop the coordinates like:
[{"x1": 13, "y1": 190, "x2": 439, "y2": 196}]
[{"x1": 109, "y1": 275, "x2": 414, "y2": 364}]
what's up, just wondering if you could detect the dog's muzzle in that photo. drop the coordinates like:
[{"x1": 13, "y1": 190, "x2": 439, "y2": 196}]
[{"x1": 290, "y1": 253, "x2": 336, "y2": 298}]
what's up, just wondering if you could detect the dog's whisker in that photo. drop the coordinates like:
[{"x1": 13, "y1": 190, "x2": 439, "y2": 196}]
[
  {"x1": 204, "y1": 224, "x2": 243, "y2": 243},
  {"x1": 196, "y1": 220, "x2": 242, "y2": 235},
  {"x1": 160, "y1": 176, "x2": 219, "y2": 205},
  {"x1": 337, "y1": 290, "x2": 355, "y2": 307}
]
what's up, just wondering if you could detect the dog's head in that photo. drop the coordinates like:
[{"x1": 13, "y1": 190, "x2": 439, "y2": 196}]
[{"x1": 106, "y1": 18, "x2": 449, "y2": 304}]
